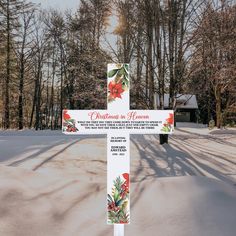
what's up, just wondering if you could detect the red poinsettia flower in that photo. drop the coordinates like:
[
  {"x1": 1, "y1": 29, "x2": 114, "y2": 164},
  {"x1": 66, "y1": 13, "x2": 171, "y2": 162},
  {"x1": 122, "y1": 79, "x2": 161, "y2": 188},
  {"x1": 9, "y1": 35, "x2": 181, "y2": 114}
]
[
  {"x1": 109, "y1": 81, "x2": 124, "y2": 99},
  {"x1": 166, "y1": 113, "x2": 174, "y2": 125},
  {"x1": 63, "y1": 110, "x2": 71, "y2": 120}
]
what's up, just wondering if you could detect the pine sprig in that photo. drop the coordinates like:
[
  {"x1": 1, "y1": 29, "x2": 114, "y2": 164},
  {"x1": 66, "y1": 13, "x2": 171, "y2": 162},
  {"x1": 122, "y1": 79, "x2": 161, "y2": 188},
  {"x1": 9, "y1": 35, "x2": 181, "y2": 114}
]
[
  {"x1": 107, "y1": 175, "x2": 130, "y2": 224},
  {"x1": 63, "y1": 118, "x2": 78, "y2": 132}
]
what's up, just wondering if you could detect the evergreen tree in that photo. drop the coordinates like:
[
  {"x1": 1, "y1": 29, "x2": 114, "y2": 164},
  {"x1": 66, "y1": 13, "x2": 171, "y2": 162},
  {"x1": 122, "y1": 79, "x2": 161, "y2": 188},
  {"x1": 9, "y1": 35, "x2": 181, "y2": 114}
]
[{"x1": 0, "y1": 0, "x2": 30, "y2": 128}]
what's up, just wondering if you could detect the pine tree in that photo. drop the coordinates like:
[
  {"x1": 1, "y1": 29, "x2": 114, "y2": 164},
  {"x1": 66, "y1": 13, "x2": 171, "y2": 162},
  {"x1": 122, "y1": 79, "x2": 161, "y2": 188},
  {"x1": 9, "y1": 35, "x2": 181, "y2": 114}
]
[{"x1": 0, "y1": 0, "x2": 29, "y2": 129}]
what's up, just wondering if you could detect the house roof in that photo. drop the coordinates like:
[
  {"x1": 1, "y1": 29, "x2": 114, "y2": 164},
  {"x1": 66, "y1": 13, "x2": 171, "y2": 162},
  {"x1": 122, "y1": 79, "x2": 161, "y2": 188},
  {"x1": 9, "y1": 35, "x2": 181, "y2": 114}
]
[{"x1": 156, "y1": 94, "x2": 198, "y2": 109}]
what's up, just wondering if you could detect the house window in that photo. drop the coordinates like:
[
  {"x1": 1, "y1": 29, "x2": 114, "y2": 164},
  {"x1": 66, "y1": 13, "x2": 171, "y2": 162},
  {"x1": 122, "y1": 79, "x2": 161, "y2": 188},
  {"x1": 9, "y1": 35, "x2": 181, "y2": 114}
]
[{"x1": 176, "y1": 112, "x2": 191, "y2": 122}]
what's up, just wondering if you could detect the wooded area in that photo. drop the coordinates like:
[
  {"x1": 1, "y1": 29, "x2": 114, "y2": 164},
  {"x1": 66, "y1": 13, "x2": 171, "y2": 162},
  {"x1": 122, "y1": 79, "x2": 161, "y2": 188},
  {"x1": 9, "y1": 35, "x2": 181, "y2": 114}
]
[{"x1": 0, "y1": 0, "x2": 235, "y2": 130}]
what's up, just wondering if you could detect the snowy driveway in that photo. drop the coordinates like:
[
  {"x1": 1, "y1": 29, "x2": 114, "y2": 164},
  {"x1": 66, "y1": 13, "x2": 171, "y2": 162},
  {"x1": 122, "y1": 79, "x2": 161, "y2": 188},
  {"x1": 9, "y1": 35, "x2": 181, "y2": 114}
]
[
  {"x1": 0, "y1": 128, "x2": 235, "y2": 185},
  {"x1": 0, "y1": 128, "x2": 236, "y2": 236}
]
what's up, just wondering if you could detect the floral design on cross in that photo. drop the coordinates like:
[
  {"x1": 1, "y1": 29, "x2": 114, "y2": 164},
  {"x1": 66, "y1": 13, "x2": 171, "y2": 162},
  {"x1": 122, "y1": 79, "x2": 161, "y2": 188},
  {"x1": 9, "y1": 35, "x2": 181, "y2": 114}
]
[
  {"x1": 161, "y1": 113, "x2": 174, "y2": 133},
  {"x1": 108, "y1": 81, "x2": 124, "y2": 99},
  {"x1": 62, "y1": 110, "x2": 79, "y2": 132},
  {"x1": 107, "y1": 173, "x2": 130, "y2": 224},
  {"x1": 108, "y1": 64, "x2": 129, "y2": 103}
]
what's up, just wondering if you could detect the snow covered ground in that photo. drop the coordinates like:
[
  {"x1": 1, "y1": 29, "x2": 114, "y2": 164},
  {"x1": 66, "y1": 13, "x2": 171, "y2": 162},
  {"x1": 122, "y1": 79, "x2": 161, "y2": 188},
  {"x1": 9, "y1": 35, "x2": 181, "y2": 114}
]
[{"x1": 0, "y1": 125, "x2": 236, "y2": 235}]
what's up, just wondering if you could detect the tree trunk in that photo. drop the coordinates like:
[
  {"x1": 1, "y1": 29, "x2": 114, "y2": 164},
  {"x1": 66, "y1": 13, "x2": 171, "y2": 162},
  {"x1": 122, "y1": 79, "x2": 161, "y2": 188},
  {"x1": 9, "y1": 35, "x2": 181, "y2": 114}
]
[
  {"x1": 50, "y1": 70, "x2": 55, "y2": 130},
  {"x1": 136, "y1": 29, "x2": 141, "y2": 108},
  {"x1": 68, "y1": 72, "x2": 75, "y2": 109},
  {"x1": 60, "y1": 50, "x2": 63, "y2": 128},
  {"x1": 168, "y1": 0, "x2": 177, "y2": 109},
  {"x1": 145, "y1": 1, "x2": 154, "y2": 109},
  {"x1": 45, "y1": 59, "x2": 50, "y2": 128},
  {"x1": 215, "y1": 87, "x2": 222, "y2": 128},
  {"x1": 50, "y1": 44, "x2": 56, "y2": 129},
  {"x1": 29, "y1": 78, "x2": 37, "y2": 128},
  {"x1": 18, "y1": 62, "x2": 24, "y2": 130},
  {"x1": 35, "y1": 60, "x2": 42, "y2": 130},
  {"x1": 18, "y1": 48, "x2": 25, "y2": 130},
  {"x1": 5, "y1": 0, "x2": 10, "y2": 129}
]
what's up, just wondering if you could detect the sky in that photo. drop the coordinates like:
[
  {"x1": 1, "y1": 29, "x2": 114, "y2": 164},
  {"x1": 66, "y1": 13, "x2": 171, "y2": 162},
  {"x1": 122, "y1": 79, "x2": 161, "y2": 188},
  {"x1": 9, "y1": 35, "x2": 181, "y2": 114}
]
[{"x1": 31, "y1": 0, "x2": 80, "y2": 11}]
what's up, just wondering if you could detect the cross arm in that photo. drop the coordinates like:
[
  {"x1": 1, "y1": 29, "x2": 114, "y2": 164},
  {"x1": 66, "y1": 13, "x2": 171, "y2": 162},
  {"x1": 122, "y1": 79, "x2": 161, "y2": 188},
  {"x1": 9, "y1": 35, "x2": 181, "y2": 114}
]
[{"x1": 62, "y1": 109, "x2": 174, "y2": 135}]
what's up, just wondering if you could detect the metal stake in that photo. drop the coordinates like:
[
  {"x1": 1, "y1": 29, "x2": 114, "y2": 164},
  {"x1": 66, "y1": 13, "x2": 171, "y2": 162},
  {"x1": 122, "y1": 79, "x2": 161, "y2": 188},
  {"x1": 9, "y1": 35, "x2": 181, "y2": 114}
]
[{"x1": 114, "y1": 224, "x2": 124, "y2": 236}]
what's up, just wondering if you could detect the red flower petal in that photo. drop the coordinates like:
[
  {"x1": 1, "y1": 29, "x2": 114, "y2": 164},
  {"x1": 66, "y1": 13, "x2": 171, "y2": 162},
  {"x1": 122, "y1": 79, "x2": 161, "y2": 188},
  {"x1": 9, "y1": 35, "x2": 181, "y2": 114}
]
[
  {"x1": 115, "y1": 83, "x2": 122, "y2": 89},
  {"x1": 122, "y1": 173, "x2": 129, "y2": 188},
  {"x1": 108, "y1": 81, "x2": 114, "y2": 91},
  {"x1": 122, "y1": 173, "x2": 129, "y2": 181},
  {"x1": 109, "y1": 81, "x2": 124, "y2": 99},
  {"x1": 166, "y1": 113, "x2": 174, "y2": 125},
  {"x1": 63, "y1": 111, "x2": 71, "y2": 120},
  {"x1": 118, "y1": 88, "x2": 124, "y2": 94}
]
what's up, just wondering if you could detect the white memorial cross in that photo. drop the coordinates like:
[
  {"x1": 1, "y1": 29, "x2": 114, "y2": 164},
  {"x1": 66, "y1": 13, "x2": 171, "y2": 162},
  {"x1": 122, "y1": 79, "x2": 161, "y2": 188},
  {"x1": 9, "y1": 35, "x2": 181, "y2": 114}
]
[{"x1": 62, "y1": 64, "x2": 174, "y2": 236}]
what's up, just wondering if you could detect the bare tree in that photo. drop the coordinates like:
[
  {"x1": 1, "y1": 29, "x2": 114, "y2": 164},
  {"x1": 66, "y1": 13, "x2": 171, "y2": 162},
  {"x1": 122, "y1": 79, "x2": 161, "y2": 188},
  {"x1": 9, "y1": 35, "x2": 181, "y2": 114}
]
[
  {"x1": 16, "y1": 2, "x2": 35, "y2": 129},
  {"x1": 190, "y1": 1, "x2": 236, "y2": 128}
]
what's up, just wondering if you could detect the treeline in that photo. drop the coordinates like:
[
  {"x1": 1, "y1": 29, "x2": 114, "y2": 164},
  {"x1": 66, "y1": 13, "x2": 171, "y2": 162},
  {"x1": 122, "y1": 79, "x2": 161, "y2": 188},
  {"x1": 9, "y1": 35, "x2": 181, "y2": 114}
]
[
  {"x1": 113, "y1": 0, "x2": 236, "y2": 127},
  {"x1": 0, "y1": 0, "x2": 236, "y2": 130},
  {"x1": 0, "y1": 0, "x2": 111, "y2": 130}
]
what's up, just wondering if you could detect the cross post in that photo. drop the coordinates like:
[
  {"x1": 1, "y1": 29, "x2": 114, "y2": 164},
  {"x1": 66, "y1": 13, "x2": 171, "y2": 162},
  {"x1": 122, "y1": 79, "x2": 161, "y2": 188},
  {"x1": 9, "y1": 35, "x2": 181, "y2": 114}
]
[{"x1": 62, "y1": 64, "x2": 174, "y2": 236}]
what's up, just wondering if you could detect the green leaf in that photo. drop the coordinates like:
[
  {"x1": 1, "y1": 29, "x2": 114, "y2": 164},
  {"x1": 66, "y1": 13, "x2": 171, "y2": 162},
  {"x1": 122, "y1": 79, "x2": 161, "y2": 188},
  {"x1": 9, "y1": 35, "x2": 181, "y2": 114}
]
[
  {"x1": 114, "y1": 190, "x2": 120, "y2": 202},
  {"x1": 123, "y1": 75, "x2": 129, "y2": 88},
  {"x1": 117, "y1": 67, "x2": 125, "y2": 77},
  {"x1": 122, "y1": 81, "x2": 129, "y2": 90},
  {"x1": 161, "y1": 126, "x2": 170, "y2": 132},
  {"x1": 107, "y1": 194, "x2": 113, "y2": 203},
  {"x1": 116, "y1": 199, "x2": 125, "y2": 206},
  {"x1": 114, "y1": 176, "x2": 122, "y2": 190},
  {"x1": 66, "y1": 119, "x2": 74, "y2": 125},
  {"x1": 124, "y1": 64, "x2": 129, "y2": 72},
  {"x1": 123, "y1": 74, "x2": 129, "y2": 82},
  {"x1": 121, "y1": 200, "x2": 128, "y2": 211},
  {"x1": 108, "y1": 69, "x2": 119, "y2": 78}
]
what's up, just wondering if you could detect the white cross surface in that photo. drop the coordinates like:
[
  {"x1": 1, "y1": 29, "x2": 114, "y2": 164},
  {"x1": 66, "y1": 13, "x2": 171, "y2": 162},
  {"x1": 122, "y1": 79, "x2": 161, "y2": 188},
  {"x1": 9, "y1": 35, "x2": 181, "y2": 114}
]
[{"x1": 62, "y1": 64, "x2": 174, "y2": 236}]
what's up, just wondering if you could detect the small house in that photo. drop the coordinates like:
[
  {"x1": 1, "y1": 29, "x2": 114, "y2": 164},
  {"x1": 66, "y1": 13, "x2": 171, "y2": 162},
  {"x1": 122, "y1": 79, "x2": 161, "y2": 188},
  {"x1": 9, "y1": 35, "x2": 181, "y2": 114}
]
[{"x1": 156, "y1": 94, "x2": 199, "y2": 123}]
